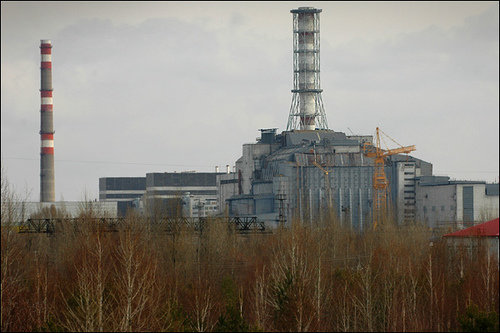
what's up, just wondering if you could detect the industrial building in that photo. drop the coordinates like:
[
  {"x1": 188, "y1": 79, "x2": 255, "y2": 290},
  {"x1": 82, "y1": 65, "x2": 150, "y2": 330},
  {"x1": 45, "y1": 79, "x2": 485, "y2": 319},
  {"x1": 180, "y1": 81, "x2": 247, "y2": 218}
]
[
  {"x1": 22, "y1": 10, "x2": 495, "y2": 230},
  {"x1": 99, "y1": 177, "x2": 146, "y2": 201},
  {"x1": 216, "y1": 7, "x2": 434, "y2": 229},
  {"x1": 415, "y1": 176, "x2": 499, "y2": 229},
  {"x1": 217, "y1": 129, "x2": 433, "y2": 229},
  {"x1": 99, "y1": 177, "x2": 146, "y2": 216},
  {"x1": 91, "y1": 6, "x2": 497, "y2": 230},
  {"x1": 144, "y1": 172, "x2": 220, "y2": 218},
  {"x1": 99, "y1": 172, "x2": 223, "y2": 218},
  {"x1": 443, "y1": 218, "x2": 499, "y2": 260}
]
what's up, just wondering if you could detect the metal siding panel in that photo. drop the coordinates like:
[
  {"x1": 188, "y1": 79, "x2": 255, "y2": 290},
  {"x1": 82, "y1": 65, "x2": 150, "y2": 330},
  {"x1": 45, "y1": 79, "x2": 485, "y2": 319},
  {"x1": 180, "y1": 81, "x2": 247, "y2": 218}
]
[
  {"x1": 486, "y1": 184, "x2": 499, "y2": 196},
  {"x1": 463, "y1": 186, "x2": 474, "y2": 222}
]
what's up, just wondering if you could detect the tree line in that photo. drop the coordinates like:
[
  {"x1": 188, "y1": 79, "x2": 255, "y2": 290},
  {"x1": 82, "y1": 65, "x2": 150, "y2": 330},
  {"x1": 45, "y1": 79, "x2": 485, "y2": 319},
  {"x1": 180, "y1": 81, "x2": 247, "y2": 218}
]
[{"x1": 1, "y1": 173, "x2": 498, "y2": 332}]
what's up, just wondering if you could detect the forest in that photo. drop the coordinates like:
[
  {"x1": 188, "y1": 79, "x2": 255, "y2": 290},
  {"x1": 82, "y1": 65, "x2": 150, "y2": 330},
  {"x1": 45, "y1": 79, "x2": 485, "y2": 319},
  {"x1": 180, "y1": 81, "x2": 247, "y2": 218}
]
[{"x1": 1, "y1": 177, "x2": 499, "y2": 332}]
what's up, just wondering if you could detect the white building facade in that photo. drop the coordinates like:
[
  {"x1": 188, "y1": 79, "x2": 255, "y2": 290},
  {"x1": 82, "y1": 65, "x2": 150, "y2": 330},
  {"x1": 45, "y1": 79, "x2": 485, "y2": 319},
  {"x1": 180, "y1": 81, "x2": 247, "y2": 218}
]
[{"x1": 415, "y1": 176, "x2": 499, "y2": 229}]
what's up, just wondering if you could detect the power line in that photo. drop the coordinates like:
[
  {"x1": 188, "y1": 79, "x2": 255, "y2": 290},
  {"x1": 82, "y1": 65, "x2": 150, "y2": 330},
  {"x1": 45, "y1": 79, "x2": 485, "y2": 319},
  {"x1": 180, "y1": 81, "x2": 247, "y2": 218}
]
[
  {"x1": 5, "y1": 158, "x2": 497, "y2": 174},
  {"x1": 2, "y1": 157, "x2": 218, "y2": 168}
]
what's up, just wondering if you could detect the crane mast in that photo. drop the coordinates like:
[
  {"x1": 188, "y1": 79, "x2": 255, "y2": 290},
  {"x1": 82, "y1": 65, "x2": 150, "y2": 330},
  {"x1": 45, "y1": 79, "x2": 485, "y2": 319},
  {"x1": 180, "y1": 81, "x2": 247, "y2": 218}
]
[
  {"x1": 313, "y1": 160, "x2": 331, "y2": 208},
  {"x1": 363, "y1": 127, "x2": 416, "y2": 229}
]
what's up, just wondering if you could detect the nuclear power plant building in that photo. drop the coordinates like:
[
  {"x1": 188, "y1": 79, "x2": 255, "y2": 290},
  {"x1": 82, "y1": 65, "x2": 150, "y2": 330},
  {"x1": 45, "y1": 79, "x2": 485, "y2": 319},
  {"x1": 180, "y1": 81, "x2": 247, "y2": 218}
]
[
  {"x1": 216, "y1": 7, "x2": 433, "y2": 229},
  {"x1": 217, "y1": 129, "x2": 433, "y2": 229},
  {"x1": 94, "y1": 7, "x2": 498, "y2": 228}
]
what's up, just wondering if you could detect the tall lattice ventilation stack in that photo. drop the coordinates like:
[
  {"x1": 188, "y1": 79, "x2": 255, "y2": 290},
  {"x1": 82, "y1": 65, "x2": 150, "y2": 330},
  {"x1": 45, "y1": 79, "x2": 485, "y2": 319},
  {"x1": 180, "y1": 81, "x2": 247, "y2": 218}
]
[
  {"x1": 40, "y1": 39, "x2": 55, "y2": 202},
  {"x1": 287, "y1": 7, "x2": 328, "y2": 131}
]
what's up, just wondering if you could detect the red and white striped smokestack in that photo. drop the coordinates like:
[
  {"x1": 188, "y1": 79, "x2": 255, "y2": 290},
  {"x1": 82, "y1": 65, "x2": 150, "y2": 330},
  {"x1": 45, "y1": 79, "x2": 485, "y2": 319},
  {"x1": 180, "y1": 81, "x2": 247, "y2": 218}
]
[{"x1": 40, "y1": 39, "x2": 55, "y2": 202}]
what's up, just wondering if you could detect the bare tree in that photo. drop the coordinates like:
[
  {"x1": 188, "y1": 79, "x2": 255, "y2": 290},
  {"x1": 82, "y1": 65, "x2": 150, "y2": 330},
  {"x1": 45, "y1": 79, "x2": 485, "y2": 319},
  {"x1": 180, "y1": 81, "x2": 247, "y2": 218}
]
[
  {"x1": 112, "y1": 216, "x2": 159, "y2": 332},
  {"x1": 252, "y1": 265, "x2": 269, "y2": 331},
  {"x1": 1, "y1": 165, "x2": 35, "y2": 331},
  {"x1": 59, "y1": 226, "x2": 112, "y2": 332},
  {"x1": 265, "y1": 222, "x2": 316, "y2": 332}
]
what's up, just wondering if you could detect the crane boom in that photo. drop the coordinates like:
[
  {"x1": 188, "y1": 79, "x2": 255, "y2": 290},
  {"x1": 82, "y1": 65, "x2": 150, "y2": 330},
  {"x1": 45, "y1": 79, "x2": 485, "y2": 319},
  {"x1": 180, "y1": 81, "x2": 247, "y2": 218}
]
[
  {"x1": 363, "y1": 144, "x2": 415, "y2": 158},
  {"x1": 382, "y1": 145, "x2": 416, "y2": 156}
]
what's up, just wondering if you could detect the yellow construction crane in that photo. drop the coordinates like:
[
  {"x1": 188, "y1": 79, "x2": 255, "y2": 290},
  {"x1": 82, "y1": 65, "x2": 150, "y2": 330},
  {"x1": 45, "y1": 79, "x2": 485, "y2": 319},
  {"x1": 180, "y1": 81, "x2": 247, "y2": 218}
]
[
  {"x1": 363, "y1": 127, "x2": 416, "y2": 229},
  {"x1": 309, "y1": 146, "x2": 333, "y2": 210},
  {"x1": 312, "y1": 160, "x2": 331, "y2": 208}
]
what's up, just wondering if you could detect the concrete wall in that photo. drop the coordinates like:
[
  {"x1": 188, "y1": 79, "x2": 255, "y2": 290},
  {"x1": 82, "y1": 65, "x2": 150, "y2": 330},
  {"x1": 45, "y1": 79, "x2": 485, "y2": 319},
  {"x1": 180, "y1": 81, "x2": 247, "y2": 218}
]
[
  {"x1": 253, "y1": 181, "x2": 273, "y2": 195},
  {"x1": 255, "y1": 195, "x2": 275, "y2": 215},
  {"x1": 416, "y1": 184, "x2": 457, "y2": 228},
  {"x1": 145, "y1": 172, "x2": 220, "y2": 218},
  {"x1": 236, "y1": 143, "x2": 274, "y2": 195},
  {"x1": 216, "y1": 173, "x2": 238, "y2": 214},
  {"x1": 394, "y1": 161, "x2": 417, "y2": 224},
  {"x1": 228, "y1": 196, "x2": 254, "y2": 216},
  {"x1": 99, "y1": 177, "x2": 146, "y2": 201},
  {"x1": 4, "y1": 201, "x2": 118, "y2": 222},
  {"x1": 445, "y1": 237, "x2": 499, "y2": 260},
  {"x1": 464, "y1": 184, "x2": 499, "y2": 221},
  {"x1": 480, "y1": 193, "x2": 500, "y2": 220},
  {"x1": 416, "y1": 181, "x2": 499, "y2": 229},
  {"x1": 252, "y1": 162, "x2": 375, "y2": 228},
  {"x1": 456, "y1": 183, "x2": 500, "y2": 224}
]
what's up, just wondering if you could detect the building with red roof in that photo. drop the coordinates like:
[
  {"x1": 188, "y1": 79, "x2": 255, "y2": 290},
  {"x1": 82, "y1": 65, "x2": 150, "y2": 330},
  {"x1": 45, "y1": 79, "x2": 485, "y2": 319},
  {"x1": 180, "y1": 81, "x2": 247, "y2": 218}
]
[
  {"x1": 443, "y1": 218, "x2": 499, "y2": 237},
  {"x1": 443, "y1": 218, "x2": 499, "y2": 259}
]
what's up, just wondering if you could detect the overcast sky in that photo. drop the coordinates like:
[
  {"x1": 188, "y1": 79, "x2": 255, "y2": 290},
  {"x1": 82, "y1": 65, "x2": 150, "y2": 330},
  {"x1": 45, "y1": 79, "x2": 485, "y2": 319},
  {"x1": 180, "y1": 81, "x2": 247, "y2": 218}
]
[{"x1": 1, "y1": 1, "x2": 499, "y2": 202}]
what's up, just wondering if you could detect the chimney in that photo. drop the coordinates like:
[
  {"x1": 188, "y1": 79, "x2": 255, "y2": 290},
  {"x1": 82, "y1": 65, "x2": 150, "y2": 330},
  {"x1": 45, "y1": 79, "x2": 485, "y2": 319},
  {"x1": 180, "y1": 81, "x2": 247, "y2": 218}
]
[
  {"x1": 40, "y1": 39, "x2": 55, "y2": 202},
  {"x1": 215, "y1": 166, "x2": 219, "y2": 173},
  {"x1": 226, "y1": 164, "x2": 230, "y2": 174}
]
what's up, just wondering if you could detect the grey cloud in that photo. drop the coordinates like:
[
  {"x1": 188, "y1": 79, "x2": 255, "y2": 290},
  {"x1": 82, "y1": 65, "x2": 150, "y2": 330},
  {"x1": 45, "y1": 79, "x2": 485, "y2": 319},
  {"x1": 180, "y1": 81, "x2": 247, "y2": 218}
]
[
  {"x1": 326, "y1": 5, "x2": 498, "y2": 93},
  {"x1": 2, "y1": 3, "x2": 497, "y2": 200},
  {"x1": 47, "y1": 16, "x2": 291, "y2": 185}
]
